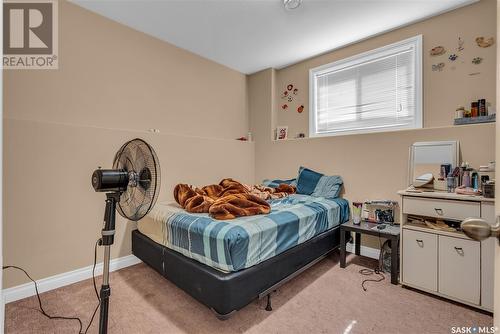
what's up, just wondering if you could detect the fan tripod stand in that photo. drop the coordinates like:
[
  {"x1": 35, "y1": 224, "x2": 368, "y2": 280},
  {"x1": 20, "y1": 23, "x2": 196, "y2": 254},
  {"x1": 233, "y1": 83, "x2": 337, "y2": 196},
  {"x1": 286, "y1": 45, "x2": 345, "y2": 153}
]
[
  {"x1": 91, "y1": 138, "x2": 161, "y2": 334},
  {"x1": 98, "y1": 192, "x2": 120, "y2": 334}
]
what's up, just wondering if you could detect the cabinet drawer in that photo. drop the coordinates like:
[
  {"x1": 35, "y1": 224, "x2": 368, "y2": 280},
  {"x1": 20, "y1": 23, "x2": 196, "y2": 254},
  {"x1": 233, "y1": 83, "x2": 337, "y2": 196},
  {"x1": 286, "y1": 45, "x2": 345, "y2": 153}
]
[
  {"x1": 402, "y1": 229, "x2": 437, "y2": 291},
  {"x1": 403, "y1": 197, "x2": 480, "y2": 220},
  {"x1": 438, "y1": 235, "x2": 480, "y2": 305}
]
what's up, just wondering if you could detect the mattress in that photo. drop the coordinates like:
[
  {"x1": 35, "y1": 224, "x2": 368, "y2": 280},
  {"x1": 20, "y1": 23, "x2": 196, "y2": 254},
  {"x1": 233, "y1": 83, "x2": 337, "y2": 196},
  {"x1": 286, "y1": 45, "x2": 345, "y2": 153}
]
[{"x1": 137, "y1": 194, "x2": 349, "y2": 272}]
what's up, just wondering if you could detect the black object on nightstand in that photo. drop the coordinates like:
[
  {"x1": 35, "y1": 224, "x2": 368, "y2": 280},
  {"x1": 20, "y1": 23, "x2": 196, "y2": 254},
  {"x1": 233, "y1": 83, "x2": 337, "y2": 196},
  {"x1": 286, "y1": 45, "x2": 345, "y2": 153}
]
[{"x1": 340, "y1": 221, "x2": 400, "y2": 285}]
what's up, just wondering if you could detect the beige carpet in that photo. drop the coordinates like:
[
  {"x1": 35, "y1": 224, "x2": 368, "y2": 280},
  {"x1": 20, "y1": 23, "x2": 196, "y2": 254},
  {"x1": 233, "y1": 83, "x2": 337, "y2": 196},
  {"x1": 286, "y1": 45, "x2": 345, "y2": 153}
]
[{"x1": 5, "y1": 253, "x2": 492, "y2": 334}]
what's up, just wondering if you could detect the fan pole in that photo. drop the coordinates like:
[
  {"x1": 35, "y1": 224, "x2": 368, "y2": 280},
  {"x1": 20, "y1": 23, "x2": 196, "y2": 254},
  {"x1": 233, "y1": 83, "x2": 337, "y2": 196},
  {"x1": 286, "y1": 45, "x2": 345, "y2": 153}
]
[{"x1": 99, "y1": 192, "x2": 119, "y2": 334}]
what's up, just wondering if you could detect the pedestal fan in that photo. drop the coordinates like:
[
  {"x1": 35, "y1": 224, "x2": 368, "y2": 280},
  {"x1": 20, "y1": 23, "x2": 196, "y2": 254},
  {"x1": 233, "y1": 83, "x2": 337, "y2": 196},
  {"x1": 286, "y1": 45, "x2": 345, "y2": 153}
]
[{"x1": 91, "y1": 138, "x2": 160, "y2": 334}]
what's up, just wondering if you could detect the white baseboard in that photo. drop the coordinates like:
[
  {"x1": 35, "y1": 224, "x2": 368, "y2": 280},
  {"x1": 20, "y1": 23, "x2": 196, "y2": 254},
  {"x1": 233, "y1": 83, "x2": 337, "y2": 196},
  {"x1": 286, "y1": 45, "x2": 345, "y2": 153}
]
[
  {"x1": 3, "y1": 254, "x2": 141, "y2": 304},
  {"x1": 345, "y1": 243, "x2": 380, "y2": 260}
]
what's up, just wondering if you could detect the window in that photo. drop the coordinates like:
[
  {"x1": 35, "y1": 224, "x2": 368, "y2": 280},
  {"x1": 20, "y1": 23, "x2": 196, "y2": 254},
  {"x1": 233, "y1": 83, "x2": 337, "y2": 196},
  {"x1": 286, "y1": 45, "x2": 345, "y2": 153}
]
[{"x1": 309, "y1": 35, "x2": 422, "y2": 137}]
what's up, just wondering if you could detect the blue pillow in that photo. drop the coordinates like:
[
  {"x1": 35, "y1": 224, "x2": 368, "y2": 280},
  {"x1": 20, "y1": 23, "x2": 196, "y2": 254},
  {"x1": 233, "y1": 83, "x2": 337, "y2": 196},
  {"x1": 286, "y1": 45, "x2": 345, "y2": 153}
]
[
  {"x1": 296, "y1": 167, "x2": 322, "y2": 194},
  {"x1": 262, "y1": 178, "x2": 297, "y2": 188},
  {"x1": 296, "y1": 167, "x2": 343, "y2": 198}
]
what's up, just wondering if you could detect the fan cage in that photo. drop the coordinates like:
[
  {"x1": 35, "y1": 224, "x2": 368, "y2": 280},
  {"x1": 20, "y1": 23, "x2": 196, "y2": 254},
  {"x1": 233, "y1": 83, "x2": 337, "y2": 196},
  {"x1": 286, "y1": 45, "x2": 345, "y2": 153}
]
[{"x1": 112, "y1": 138, "x2": 160, "y2": 221}]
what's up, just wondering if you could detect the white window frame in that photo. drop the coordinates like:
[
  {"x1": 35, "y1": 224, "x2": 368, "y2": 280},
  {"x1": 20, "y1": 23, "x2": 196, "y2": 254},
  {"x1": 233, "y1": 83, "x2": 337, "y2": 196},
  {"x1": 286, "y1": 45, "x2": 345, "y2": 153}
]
[{"x1": 309, "y1": 35, "x2": 423, "y2": 137}]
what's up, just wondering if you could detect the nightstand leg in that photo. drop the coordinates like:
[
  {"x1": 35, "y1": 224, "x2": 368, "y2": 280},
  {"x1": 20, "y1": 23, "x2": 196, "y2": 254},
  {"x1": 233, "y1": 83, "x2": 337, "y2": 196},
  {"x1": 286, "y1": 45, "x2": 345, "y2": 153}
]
[
  {"x1": 340, "y1": 229, "x2": 346, "y2": 268},
  {"x1": 390, "y1": 236, "x2": 399, "y2": 284},
  {"x1": 355, "y1": 232, "x2": 361, "y2": 256}
]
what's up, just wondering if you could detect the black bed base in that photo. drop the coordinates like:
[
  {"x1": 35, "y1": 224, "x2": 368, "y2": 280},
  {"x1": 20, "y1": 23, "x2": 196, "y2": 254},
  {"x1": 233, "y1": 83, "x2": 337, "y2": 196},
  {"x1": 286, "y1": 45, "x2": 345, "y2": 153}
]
[{"x1": 132, "y1": 226, "x2": 342, "y2": 319}]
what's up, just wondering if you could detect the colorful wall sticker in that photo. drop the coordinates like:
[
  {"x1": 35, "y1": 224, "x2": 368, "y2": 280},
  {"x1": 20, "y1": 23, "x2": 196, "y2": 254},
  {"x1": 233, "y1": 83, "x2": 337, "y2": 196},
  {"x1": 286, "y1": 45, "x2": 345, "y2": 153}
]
[
  {"x1": 475, "y1": 37, "x2": 494, "y2": 48},
  {"x1": 457, "y1": 37, "x2": 464, "y2": 52},
  {"x1": 430, "y1": 46, "x2": 446, "y2": 56},
  {"x1": 282, "y1": 84, "x2": 295, "y2": 103},
  {"x1": 281, "y1": 83, "x2": 302, "y2": 113},
  {"x1": 432, "y1": 62, "x2": 445, "y2": 71},
  {"x1": 448, "y1": 54, "x2": 458, "y2": 61},
  {"x1": 472, "y1": 57, "x2": 483, "y2": 65}
]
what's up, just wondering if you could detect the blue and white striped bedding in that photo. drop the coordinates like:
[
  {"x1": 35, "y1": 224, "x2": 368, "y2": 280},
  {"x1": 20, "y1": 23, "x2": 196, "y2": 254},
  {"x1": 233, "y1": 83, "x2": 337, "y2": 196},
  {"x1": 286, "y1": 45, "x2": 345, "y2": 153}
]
[{"x1": 139, "y1": 194, "x2": 349, "y2": 272}]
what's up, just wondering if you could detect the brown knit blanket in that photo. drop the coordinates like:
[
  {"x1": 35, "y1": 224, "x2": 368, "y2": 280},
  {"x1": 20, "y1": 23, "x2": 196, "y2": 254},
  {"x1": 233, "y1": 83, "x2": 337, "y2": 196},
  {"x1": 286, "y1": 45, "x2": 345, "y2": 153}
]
[{"x1": 173, "y1": 178, "x2": 296, "y2": 220}]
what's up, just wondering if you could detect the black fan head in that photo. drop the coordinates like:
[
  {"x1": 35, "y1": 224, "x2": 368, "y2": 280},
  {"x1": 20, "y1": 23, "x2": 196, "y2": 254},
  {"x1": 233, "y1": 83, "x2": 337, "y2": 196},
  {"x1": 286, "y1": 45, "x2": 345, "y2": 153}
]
[{"x1": 112, "y1": 138, "x2": 160, "y2": 221}]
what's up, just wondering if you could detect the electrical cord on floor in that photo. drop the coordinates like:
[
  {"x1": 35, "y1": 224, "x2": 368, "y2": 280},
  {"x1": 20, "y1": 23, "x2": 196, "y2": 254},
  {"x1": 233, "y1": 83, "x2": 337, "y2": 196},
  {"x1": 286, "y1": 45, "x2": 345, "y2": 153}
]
[
  {"x1": 3, "y1": 238, "x2": 102, "y2": 334},
  {"x1": 359, "y1": 267, "x2": 385, "y2": 291},
  {"x1": 358, "y1": 229, "x2": 385, "y2": 291}
]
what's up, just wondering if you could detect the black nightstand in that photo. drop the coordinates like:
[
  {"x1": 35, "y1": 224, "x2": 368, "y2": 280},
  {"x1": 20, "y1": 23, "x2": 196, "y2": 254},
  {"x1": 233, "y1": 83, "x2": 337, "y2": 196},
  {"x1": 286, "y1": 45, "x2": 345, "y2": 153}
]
[{"x1": 340, "y1": 221, "x2": 400, "y2": 284}]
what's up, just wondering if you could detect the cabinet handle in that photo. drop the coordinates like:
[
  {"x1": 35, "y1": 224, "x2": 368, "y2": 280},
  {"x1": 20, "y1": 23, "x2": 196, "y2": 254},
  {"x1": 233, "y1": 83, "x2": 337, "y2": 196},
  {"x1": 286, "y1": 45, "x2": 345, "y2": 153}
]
[
  {"x1": 416, "y1": 239, "x2": 424, "y2": 247},
  {"x1": 454, "y1": 246, "x2": 464, "y2": 255},
  {"x1": 434, "y1": 208, "x2": 443, "y2": 215}
]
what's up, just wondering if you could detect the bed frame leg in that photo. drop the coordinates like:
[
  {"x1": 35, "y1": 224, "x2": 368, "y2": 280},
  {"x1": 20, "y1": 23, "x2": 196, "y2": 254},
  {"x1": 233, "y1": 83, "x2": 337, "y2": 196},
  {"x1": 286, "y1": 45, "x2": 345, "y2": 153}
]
[
  {"x1": 211, "y1": 308, "x2": 236, "y2": 320},
  {"x1": 265, "y1": 293, "x2": 272, "y2": 311}
]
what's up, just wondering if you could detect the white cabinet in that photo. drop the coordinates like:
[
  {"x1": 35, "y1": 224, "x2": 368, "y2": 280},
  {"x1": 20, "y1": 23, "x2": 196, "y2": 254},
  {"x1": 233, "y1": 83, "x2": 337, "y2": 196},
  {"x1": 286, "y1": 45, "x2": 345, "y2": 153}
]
[
  {"x1": 402, "y1": 229, "x2": 437, "y2": 291},
  {"x1": 438, "y1": 235, "x2": 480, "y2": 304},
  {"x1": 398, "y1": 190, "x2": 494, "y2": 312}
]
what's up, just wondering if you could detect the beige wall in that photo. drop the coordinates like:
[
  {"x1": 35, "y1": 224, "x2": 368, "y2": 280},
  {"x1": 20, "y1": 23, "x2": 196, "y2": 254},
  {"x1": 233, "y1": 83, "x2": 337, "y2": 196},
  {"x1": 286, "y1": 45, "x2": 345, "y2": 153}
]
[
  {"x1": 249, "y1": 0, "x2": 496, "y2": 248},
  {"x1": 4, "y1": 2, "x2": 248, "y2": 139},
  {"x1": 3, "y1": 2, "x2": 252, "y2": 288},
  {"x1": 3, "y1": 0, "x2": 498, "y2": 289},
  {"x1": 276, "y1": 0, "x2": 497, "y2": 137}
]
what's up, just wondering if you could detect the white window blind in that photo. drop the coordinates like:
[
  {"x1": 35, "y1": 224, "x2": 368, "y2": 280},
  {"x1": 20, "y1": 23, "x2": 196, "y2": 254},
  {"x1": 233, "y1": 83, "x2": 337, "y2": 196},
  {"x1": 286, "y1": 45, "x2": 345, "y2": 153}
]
[{"x1": 309, "y1": 36, "x2": 422, "y2": 136}]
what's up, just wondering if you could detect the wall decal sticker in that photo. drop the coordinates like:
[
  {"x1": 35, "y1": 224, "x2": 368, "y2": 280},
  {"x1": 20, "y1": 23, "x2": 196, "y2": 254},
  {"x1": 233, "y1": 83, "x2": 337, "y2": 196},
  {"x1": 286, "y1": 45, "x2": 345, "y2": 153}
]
[
  {"x1": 430, "y1": 46, "x2": 446, "y2": 56},
  {"x1": 448, "y1": 54, "x2": 458, "y2": 61},
  {"x1": 432, "y1": 62, "x2": 445, "y2": 71},
  {"x1": 475, "y1": 37, "x2": 494, "y2": 48},
  {"x1": 457, "y1": 37, "x2": 464, "y2": 52},
  {"x1": 280, "y1": 83, "x2": 301, "y2": 113},
  {"x1": 472, "y1": 57, "x2": 483, "y2": 65},
  {"x1": 282, "y1": 85, "x2": 295, "y2": 102}
]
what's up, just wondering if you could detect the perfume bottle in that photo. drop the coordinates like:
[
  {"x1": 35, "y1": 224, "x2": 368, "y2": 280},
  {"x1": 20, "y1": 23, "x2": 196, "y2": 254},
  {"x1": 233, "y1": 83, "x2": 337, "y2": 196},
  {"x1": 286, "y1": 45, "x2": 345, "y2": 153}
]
[
  {"x1": 462, "y1": 170, "x2": 471, "y2": 188},
  {"x1": 447, "y1": 173, "x2": 456, "y2": 193}
]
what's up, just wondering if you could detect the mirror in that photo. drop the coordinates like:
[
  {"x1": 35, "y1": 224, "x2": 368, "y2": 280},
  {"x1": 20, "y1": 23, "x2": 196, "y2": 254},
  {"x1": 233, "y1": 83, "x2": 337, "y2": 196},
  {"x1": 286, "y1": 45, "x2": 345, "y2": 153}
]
[{"x1": 408, "y1": 141, "x2": 459, "y2": 188}]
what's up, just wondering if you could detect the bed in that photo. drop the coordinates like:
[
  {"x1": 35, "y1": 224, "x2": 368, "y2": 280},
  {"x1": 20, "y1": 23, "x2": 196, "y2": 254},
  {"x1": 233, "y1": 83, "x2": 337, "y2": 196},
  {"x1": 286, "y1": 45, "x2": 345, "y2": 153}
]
[{"x1": 132, "y1": 193, "x2": 349, "y2": 318}]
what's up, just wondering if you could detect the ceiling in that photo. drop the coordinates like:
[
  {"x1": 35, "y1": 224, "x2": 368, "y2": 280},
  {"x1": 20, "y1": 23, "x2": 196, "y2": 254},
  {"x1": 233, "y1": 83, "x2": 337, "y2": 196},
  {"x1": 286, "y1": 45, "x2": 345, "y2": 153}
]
[{"x1": 73, "y1": 0, "x2": 477, "y2": 74}]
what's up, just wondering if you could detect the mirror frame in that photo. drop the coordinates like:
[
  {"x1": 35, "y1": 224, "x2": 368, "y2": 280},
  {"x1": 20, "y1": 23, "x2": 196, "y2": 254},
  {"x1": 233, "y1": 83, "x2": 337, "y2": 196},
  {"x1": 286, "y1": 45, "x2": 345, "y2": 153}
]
[{"x1": 408, "y1": 140, "x2": 460, "y2": 187}]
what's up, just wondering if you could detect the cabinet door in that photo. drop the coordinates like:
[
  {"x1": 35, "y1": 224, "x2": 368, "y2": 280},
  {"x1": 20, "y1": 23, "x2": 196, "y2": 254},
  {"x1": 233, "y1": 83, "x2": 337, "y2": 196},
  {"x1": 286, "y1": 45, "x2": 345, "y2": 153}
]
[
  {"x1": 402, "y1": 229, "x2": 438, "y2": 291},
  {"x1": 438, "y1": 236, "x2": 480, "y2": 305},
  {"x1": 480, "y1": 202, "x2": 495, "y2": 311}
]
